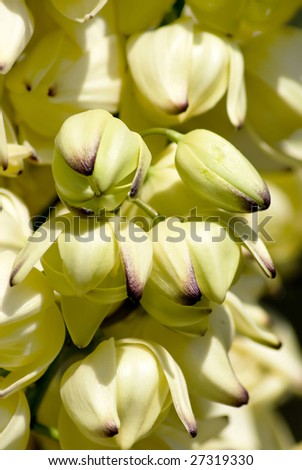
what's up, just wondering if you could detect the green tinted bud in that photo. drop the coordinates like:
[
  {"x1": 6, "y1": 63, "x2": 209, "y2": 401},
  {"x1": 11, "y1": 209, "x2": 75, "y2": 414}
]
[
  {"x1": 175, "y1": 129, "x2": 271, "y2": 213},
  {"x1": 148, "y1": 218, "x2": 241, "y2": 306},
  {"x1": 127, "y1": 143, "x2": 216, "y2": 217},
  {"x1": 148, "y1": 218, "x2": 202, "y2": 306},
  {"x1": 183, "y1": 221, "x2": 241, "y2": 304},
  {"x1": 52, "y1": 109, "x2": 151, "y2": 213}
]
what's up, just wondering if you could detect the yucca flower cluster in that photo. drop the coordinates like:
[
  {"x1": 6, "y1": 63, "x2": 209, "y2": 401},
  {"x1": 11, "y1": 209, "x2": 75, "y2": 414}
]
[{"x1": 0, "y1": 0, "x2": 302, "y2": 450}]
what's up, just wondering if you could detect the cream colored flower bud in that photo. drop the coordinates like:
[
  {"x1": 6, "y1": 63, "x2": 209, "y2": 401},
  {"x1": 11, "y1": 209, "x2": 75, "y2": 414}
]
[
  {"x1": 60, "y1": 337, "x2": 197, "y2": 449},
  {"x1": 109, "y1": 310, "x2": 248, "y2": 408},
  {"x1": 10, "y1": 211, "x2": 152, "y2": 347},
  {"x1": 0, "y1": 388, "x2": 30, "y2": 449},
  {"x1": 127, "y1": 18, "x2": 232, "y2": 126},
  {"x1": 52, "y1": 109, "x2": 151, "y2": 213},
  {"x1": 0, "y1": 0, "x2": 33, "y2": 75},
  {"x1": 175, "y1": 129, "x2": 271, "y2": 213}
]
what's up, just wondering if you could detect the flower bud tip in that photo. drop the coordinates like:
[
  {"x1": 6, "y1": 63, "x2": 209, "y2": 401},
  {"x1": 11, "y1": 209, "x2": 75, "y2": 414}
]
[
  {"x1": 189, "y1": 425, "x2": 198, "y2": 438},
  {"x1": 235, "y1": 386, "x2": 249, "y2": 407},
  {"x1": 261, "y1": 187, "x2": 271, "y2": 210},
  {"x1": 179, "y1": 288, "x2": 202, "y2": 306},
  {"x1": 169, "y1": 99, "x2": 189, "y2": 115},
  {"x1": 64, "y1": 203, "x2": 95, "y2": 216},
  {"x1": 266, "y1": 261, "x2": 276, "y2": 279},
  {"x1": 65, "y1": 146, "x2": 99, "y2": 176},
  {"x1": 126, "y1": 278, "x2": 143, "y2": 303},
  {"x1": 274, "y1": 340, "x2": 282, "y2": 350},
  {"x1": 178, "y1": 268, "x2": 202, "y2": 305},
  {"x1": 101, "y1": 423, "x2": 119, "y2": 438},
  {"x1": 129, "y1": 168, "x2": 143, "y2": 198},
  {"x1": 9, "y1": 266, "x2": 19, "y2": 286},
  {"x1": 0, "y1": 159, "x2": 8, "y2": 171}
]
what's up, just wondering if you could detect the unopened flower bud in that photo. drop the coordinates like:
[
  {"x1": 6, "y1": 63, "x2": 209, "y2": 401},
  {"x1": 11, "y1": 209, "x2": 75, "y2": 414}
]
[
  {"x1": 147, "y1": 218, "x2": 241, "y2": 306},
  {"x1": 60, "y1": 337, "x2": 197, "y2": 449},
  {"x1": 52, "y1": 109, "x2": 151, "y2": 213},
  {"x1": 10, "y1": 212, "x2": 152, "y2": 347},
  {"x1": 174, "y1": 129, "x2": 271, "y2": 213},
  {"x1": 127, "y1": 18, "x2": 232, "y2": 125},
  {"x1": 111, "y1": 311, "x2": 249, "y2": 408}
]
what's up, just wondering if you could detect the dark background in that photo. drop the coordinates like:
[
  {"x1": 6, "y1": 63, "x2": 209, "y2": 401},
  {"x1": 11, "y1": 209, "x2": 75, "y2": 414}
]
[{"x1": 263, "y1": 258, "x2": 302, "y2": 443}]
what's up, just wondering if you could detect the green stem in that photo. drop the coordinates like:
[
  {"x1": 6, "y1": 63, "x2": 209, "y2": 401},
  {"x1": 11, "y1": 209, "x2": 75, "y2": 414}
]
[
  {"x1": 140, "y1": 127, "x2": 183, "y2": 143},
  {"x1": 32, "y1": 422, "x2": 59, "y2": 442},
  {"x1": 128, "y1": 196, "x2": 160, "y2": 219}
]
